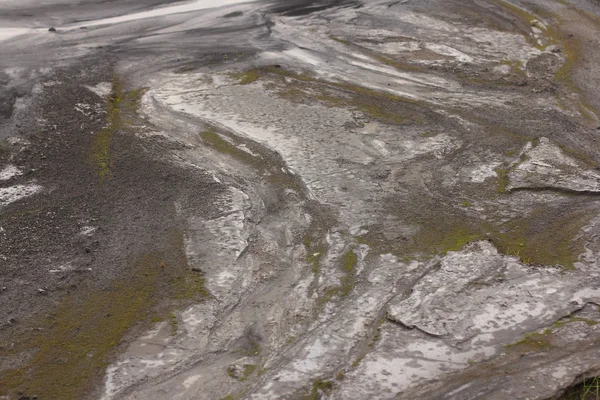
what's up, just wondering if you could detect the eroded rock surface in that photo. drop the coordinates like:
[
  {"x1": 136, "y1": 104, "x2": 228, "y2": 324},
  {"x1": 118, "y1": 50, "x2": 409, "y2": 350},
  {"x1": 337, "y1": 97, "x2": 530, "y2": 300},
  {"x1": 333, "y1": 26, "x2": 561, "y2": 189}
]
[{"x1": 1, "y1": 0, "x2": 600, "y2": 399}]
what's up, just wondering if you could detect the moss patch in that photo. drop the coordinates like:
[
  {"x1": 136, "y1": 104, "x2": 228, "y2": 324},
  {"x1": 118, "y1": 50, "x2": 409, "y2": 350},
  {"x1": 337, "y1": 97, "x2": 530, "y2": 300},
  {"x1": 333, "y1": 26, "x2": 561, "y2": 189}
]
[
  {"x1": 200, "y1": 127, "x2": 305, "y2": 194},
  {"x1": 226, "y1": 66, "x2": 426, "y2": 126},
  {"x1": 495, "y1": 166, "x2": 510, "y2": 193},
  {"x1": 228, "y1": 70, "x2": 262, "y2": 85},
  {"x1": 329, "y1": 35, "x2": 351, "y2": 45},
  {"x1": 500, "y1": 59, "x2": 527, "y2": 77},
  {"x1": 339, "y1": 248, "x2": 358, "y2": 296},
  {"x1": 306, "y1": 245, "x2": 326, "y2": 276},
  {"x1": 490, "y1": 207, "x2": 592, "y2": 269},
  {"x1": 492, "y1": 0, "x2": 557, "y2": 50},
  {"x1": 89, "y1": 77, "x2": 147, "y2": 183},
  {"x1": 506, "y1": 328, "x2": 553, "y2": 352},
  {"x1": 1, "y1": 255, "x2": 162, "y2": 399},
  {"x1": 553, "y1": 316, "x2": 599, "y2": 329},
  {"x1": 169, "y1": 312, "x2": 179, "y2": 336},
  {"x1": 553, "y1": 31, "x2": 581, "y2": 92},
  {"x1": 240, "y1": 364, "x2": 257, "y2": 381},
  {"x1": 372, "y1": 193, "x2": 592, "y2": 268},
  {"x1": 0, "y1": 231, "x2": 208, "y2": 400},
  {"x1": 315, "y1": 248, "x2": 358, "y2": 309},
  {"x1": 300, "y1": 378, "x2": 334, "y2": 400}
]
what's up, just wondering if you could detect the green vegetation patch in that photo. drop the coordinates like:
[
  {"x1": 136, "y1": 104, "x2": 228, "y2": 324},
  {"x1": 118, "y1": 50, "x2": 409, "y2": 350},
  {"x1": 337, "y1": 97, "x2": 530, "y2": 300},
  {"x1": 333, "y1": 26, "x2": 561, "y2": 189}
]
[
  {"x1": 339, "y1": 248, "x2": 358, "y2": 296},
  {"x1": 227, "y1": 364, "x2": 256, "y2": 381},
  {"x1": 373, "y1": 54, "x2": 426, "y2": 73},
  {"x1": 553, "y1": 31, "x2": 582, "y2": 92},
  {"x1": 506, "y1": 328, "x2": 553, "y2": 352},
  {"x1": 306, "y1": 245, "x2": 326, "y2": 276},
  {"x1": 415, "y1": 226, "x2": 482, "y2": 256},
  {"x1": 300, "y1": 378, "x2": 334, "y2": 400},
  {"x1": 302, "y1": 205, "x2": 336, "y2": 285},
  {"x1": 490, "y1": 207, "x2": 592, "y2": 269},
  {"x1": 553, "y1": 316, "x2": 599, "y2": 329},
  {"x1": 0, "y1": 231, "x2": 208, "y2": 400},
  {"x1": 500, "y1": 59, "x2": 527, "y2": 77},
  {"x1": 492, "y1": 0, "x2": 557, "y2": 50},
  {"x1": 89, "y1": 77, "x2": 147, "y2": 183},
  {"x1": 228, "y1": 69, "x2": 262, "y2": 85},
  {"x1": 495, "y1": 166, "x2": 511, "y2": 193},
  {"x1": 372, "y1": 194, "x2": 592, "y2": 269},
  {"x1": 315, "y1": 248, "x2": 358, "y2": 309},
  {"x1": 169, "y1": 313, "x2": 179, "y2": 336},
  {"x1": 200, "y1": 127, "x2": 305, "y2": 194},
  {"x1": 329, "y1": 35, "x2": 351, "y2": 45},
  {"x1": 508, "y1": 315, "x2": 600, "y2": 356},
  {"x1": 200, "y1": 128, "x2": 260, "y2": 168},
  {"x1": 1, "y1": 255, "x2": 162, "y2": 399},
  {"x1": 226, "y1": 66, "x2": 426, "y2": 126},
  {"x1": 240, "y1": 364, "x2": 257, "y2": 381}
]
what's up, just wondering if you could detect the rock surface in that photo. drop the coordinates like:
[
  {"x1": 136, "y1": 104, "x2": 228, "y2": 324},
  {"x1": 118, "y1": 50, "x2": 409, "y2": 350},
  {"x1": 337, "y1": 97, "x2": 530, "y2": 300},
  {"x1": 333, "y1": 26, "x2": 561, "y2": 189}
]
[{"x1": 1, "y1": 0, "x2": 600, "y2": 399}]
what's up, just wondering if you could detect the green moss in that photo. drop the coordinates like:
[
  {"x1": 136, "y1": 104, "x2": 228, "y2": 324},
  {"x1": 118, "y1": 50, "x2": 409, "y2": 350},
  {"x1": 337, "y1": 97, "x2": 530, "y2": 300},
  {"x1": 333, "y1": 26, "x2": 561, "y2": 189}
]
[
  {"x1": 382, "y1": 190, "x2": 591, "y2": 268},
  {"x1": 227, "y1": 367, "x2": 236, "y2": 379},
  {"x1": 506, "y1": 328, "x2": 553, "y2": 352},
  {"x1": 301, "y1": 379, "x2": 334, "y2": 400},
  {"x1": 500, "y1": 59, "x2": 527, "y2": 77},
  {"x1": 369, "y1": 327, "x2": 382, "y2": 348},
  {"x1": 495, "y1": 167, "x2": 510, "y2": 193},
  {"x1": 351, "y1": 355, "x2": 364, "y2": 368},
  {"x1": 228, "y1": 70, "x2": 262, "y2": 85},
  {"x1": 240, "y1": 364, "x2": 257, "y2": 381},
  {"x1": 494, "y1": 153, "x2": 529, "y2": 193},
  {"x1": 492, "y1": 0, "x2": 556, "y2": 50},
  {"x1": 1, "y1": 255, "x2": 162, "y2": 399},
  {"x1": 200, "y1": 129, "x2": 253, "y2": 163},
  {"x1": 227, "y1": 364, "x2": 257, "y2": 381},
  {"x1": 355, "y1": 214, "x2": 483, "y2": 260},
  {"x1": 412, "y1": 224, "x2": 481, "y2": 256},
  {"x1": 242, "y1": 342, "x2": 261, "y2": 357},
  {"x1": 329, "y1": 35, "x2": 350, "y2": 45},
  {"x1": 303, "y1": 220, "x2": 333, "y2": 278},
  {"x1": 315, "y1": 82, "x2": 418, "y2": 124},
  {"x1": 491, "y1": 207, "x2": 592, "y2": 269},
  {"x1": 314, "y1": 248, "x2": 358, "y2": 310},
  {"x1": 173, "y1": 272, "x2": 209, "y2": 299},
  {"x1": 226, "y1": 66, "x2": 423, "y2": 126},
  {"x1": 200, "y1": 127, "x2": 305, "y2": 194},
  {"x1": 339, "y1": 249, "x2": 358, "y2": 296},
  {"x1": 577, "y1": 100, "x2": 598, "y2": 122},
  {"x1": 89, "y1": 77, "x2": 147, "y2": 184},
  {"x1": 0, "y1": 231, "x2": 209, "y2": 400},
  {"x1": 372, "y1": 54, "x2": 426, "y2": 73},
  {"x1": 307, "y1": 248, "x2": 325, "y2": 275},
  {"x1": 555, "y1": 40, "x2": 580, "y2": 91},
  {"x1": 169, "y1": 313, "x2": 178, "y2": 336},
  {"x1": 419, "y1": 130, "x2": 438, "y2": 138},
  {"x1": 553, "y1": 316, "x2": 598, "y2": 329},
  {"x1": 558, "y1": 143, "x2": 599, "y2": 168}
]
